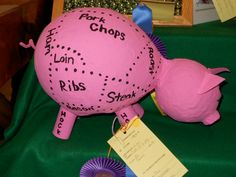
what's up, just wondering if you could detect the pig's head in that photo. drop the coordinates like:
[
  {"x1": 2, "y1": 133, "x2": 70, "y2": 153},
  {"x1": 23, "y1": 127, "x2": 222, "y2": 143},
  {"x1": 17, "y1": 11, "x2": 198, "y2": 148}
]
[{"x1": 155, "y1": 58, "x2": 229, "y2": 125}]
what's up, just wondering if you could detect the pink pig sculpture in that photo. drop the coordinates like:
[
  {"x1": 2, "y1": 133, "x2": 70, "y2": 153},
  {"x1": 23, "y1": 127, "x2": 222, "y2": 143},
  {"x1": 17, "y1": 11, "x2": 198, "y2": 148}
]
[{"x1": 24, "y1": 7, "x2": 228, "y2": 140}]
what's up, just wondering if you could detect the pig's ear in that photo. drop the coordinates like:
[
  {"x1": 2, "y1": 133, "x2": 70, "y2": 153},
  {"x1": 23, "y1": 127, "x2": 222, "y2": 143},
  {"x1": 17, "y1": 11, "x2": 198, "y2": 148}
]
[
  {"x1": 198, "y1": 73, "x2": 225, "y2": 94},
  {"x1": 208, "y1": 67, "x2": 229, "y2": 74}
]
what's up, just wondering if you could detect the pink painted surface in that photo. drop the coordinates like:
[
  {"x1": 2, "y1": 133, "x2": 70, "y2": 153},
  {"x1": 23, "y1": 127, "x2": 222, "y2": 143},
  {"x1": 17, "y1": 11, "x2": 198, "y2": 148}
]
[{"x1": 33, "y1": 7, "x2": 228, "y2": 139}]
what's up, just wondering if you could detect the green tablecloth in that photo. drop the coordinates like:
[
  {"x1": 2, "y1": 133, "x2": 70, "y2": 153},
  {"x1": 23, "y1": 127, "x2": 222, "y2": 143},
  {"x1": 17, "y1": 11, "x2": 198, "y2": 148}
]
[{"x1": 0, "y1": 20, "x2": 236, "y2": 177}]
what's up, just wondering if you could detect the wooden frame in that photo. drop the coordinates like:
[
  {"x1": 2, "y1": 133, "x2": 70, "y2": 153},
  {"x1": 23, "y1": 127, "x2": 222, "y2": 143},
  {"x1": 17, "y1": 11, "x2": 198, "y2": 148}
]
[
  {"x1": 51, "y1": 0, "x2": 193, "y2": 26},
  {"x1": 141, "y1": 0, "x2": 193, "y2": 26},
  {"x1": 51, "y1": 0, "x2": 64, "y2": 20}
]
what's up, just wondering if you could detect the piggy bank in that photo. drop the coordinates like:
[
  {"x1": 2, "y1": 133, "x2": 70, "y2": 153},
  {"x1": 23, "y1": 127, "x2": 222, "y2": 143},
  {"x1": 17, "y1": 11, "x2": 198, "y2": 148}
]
[{"x1": 30, "y1": 7, "x2": 228, "y2": 140}]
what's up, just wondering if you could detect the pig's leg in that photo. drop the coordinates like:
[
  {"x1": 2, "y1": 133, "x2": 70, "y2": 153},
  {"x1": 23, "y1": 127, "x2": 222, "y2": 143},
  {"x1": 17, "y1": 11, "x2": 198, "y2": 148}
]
[
  {"x1": 132, "y1": 103, "x2": 144, "y2": 118},
  {"x1": 202, "y1": 111, "x2": 220, "y2": 125},
  {"x1": 52, "y1": 107, "x2": 77, "y2": 140},
  {"x1": 115, "y1": 104, "x2": 143, "y2": 126}
]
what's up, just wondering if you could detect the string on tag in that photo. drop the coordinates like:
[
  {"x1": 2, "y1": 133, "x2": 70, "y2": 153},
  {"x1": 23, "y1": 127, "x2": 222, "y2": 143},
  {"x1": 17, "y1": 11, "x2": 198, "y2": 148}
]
[
  {"x1": 111, "y1": 116, "x2": 118, "y2": 135},
  {"x1": 108, "y1": 116, "x2": 140, "y2": 157},
  {"x1": 120, "y1": 116, "x2": 140, "y2": 134}
]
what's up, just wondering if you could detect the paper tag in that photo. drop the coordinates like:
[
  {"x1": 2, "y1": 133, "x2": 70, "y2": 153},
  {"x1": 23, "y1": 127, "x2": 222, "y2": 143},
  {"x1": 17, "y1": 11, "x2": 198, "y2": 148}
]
[
  {"x1": 108, "y1": 117, "x2": 188, "y2": 177},
  {"x1": 213, "y1": 0, "x2": 236, "y2": 22}
]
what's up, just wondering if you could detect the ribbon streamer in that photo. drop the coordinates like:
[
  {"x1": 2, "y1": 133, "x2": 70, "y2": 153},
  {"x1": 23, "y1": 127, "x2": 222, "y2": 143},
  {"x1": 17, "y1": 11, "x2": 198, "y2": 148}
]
[{"x1": 132, "y1": 4, "x2": 153, "y2": 34}]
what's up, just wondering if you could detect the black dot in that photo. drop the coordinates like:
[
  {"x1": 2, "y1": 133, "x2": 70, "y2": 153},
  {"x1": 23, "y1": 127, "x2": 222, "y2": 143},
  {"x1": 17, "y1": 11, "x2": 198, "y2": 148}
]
[
  {"x1": 122, "y1": 19, "x2": 125, "y2": 22},
  {"x1": 99, "y1": 99, "x2": 102, "y2": 102},
  {"x1": 61, "y1": 46, "x2": 65, "y2": 49},
  {"x1": 99, "y1": 73, "x2": 102, "y2": 77},
  {"x1": 97, "y1": 106, "x2": 101, "y2": 108},
  {"x1": 137, "y1": 56, "x2": 140, "y2": 59},
  {"x1": 50, "y1": 63, "x2": 52, "y2": 65},
  {"x1": 51, "y1": 46, "x2": 54, "y2": 49},
  {"x1": 61, "y1": 102, "x2": 64, "y2": 105},
  {"x1": 49, "y1": 74, "x2": 52, "y2": 77},
  {"x1": 58, "y1": 25, "x2": 61, "y2": 28},
  {"x1": 133, "y1": 63, "x2": 136, "y2": 65},
  {"x1": 117, "y1": 17, "x2": 120, "y2": 19},
  {"x1": 77, "y1": 53, "x2": 81, "y2": 56},
  {"x1": 104, "y1": 83, "x2": 107, "y2": 86},
  {"x1": 135, "y1": 28, "x2": 139, "y2": 32},
  {"x1": 83, "y1": 62, "x2": 86, "y2": 65},
  {"x1": 73, "y1": 50, "x2": 76, "y2": 53},
  {"x1": 68, "y1": 80, "x2": 70, "y2": 82},
  {"x1": 55, "y1": 68, "x2": 58, "y2": 71},
  {"x1": 101, "y1": 12, "x2": 105, "y2": 14},
  {"x1": 133, "y1": 84, "x2": 135, "y2": 87},
  {"x1": 49, "y1": 68, "x2": 52, "y2": 71},
  {"x1": 67, "y1": 47, "x2": 71, "y2": 51},
  {"x1": 93, "y1": 11, "x2": 96, "y2": 13},
  {"x1": 82, "y1": 70, "x2": 85, "y2": 74},
  {"x1": 105, "y1": 79, "x2": 108, "y2": 81},
  {"x1": 105, "y1": 76, "x2": 109, "y2": 78},
  {"x1": 49, "y1": 80, "x2": 52, "y2": 83},
  {"x1": 137, "y1": 86, "x2": 140, "y2": 89},
  {"x1": 101, "y1": 93, "x2": 104, "y2": 96},
  {"x1": 80, "y1": 104, "x2": 83, "y2": 107},
  {"x1": 50, "y1": 87, "x2": 53, "y2": 90},
  {"x1": 60, "y1": 20, "x2": 63, "y2": 22},
  {"x1": 118, "y1": 79, "x2": 122, "y2": 82},
  {"x1": 65, "y1": 68, "x2": 68, "y2": 71},
  {"x1": 140, "y1": 51, "x2": 143, "y2": 54},
  {"x1": 90, "y1": 71, "x2": 94, "y2": 75},
  {"x1": 109, "y1": 14, "x2": 112, "y2": 16},
  {"x1": 112, "y1": 77, "x2": 115, "y2": 81},
  {"x1": 50, "y1": 54, "x2": 53, "y2": 57},
  {"x1": 74, "y1": 68, "x2": 77, "y2": 72},
  {"x1": 57, "y1": 45, "x2": 60, "y2": 48},
  {"x1": 129, "y1": 68, "x2": 132, "y2": 71},
  {"x1": 126, "y1": 81, "x2": 129, "y2": 84},
  {"x1": 102, "y1": 88, "x2": 105, "y2": 91},
  {"x1": 126, "y1": 73, "x2": 129, "y2": 77},
  {"x1": 72, "y1": 104, "x2": 75, "y2": 106}
]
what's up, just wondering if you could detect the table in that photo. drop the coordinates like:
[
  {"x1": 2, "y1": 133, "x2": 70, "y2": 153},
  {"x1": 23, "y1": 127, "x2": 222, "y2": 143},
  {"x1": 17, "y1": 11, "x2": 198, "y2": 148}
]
[{"x1": 0, "y1": 20, "x2": 235, "y2": 177}]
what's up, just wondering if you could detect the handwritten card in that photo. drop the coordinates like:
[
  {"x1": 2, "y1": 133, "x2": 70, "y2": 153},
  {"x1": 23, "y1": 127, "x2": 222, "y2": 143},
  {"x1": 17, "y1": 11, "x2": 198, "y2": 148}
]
[
  {"x1": 108, "y1": 117, "x2": 188, "y2": 177},
  {"x1": 213, "y1": 0, "x2": 236, "y2": 22}
]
